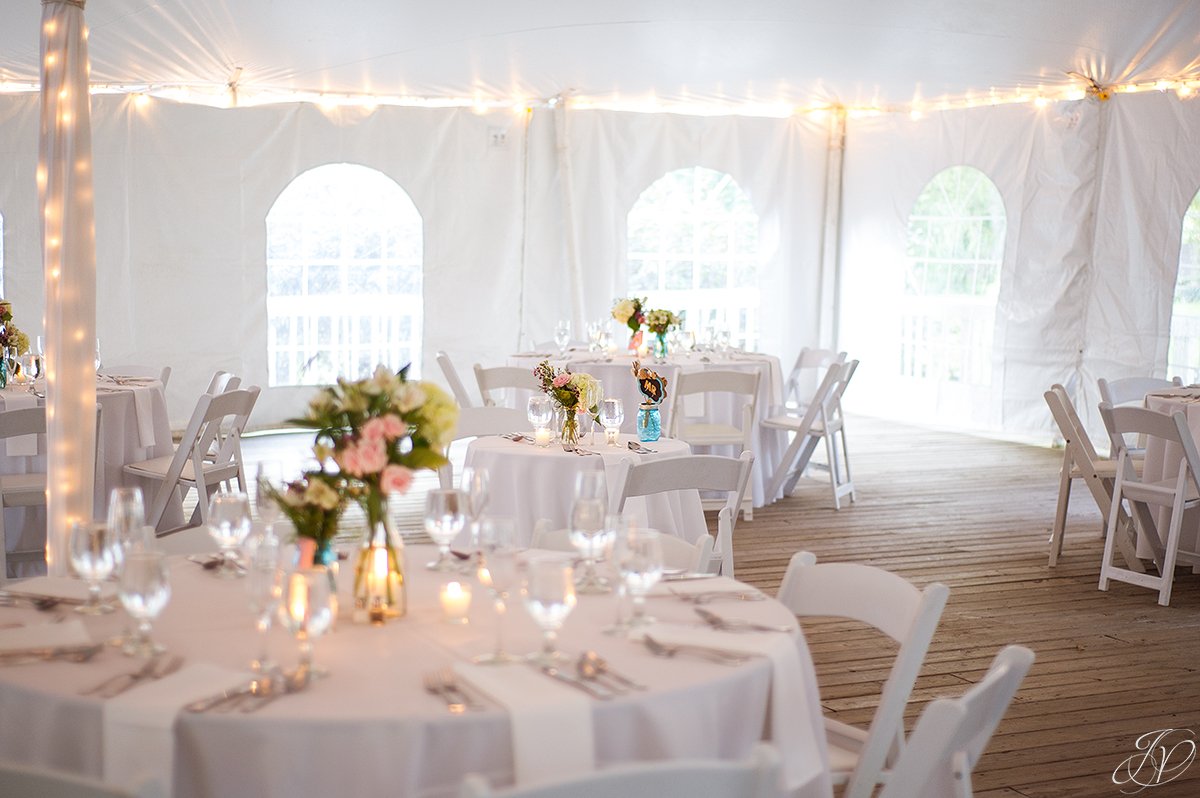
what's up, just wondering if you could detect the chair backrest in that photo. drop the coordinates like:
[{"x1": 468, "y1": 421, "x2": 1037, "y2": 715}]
[
  {"x1": 777, "y1": 551, "x2": 950, "y2": 798},
  {"x1": 0, "y1": 406, "x2": 46, "y2": 439},
  {"x1": 438, "y1": 405, "x2": 529, "y2": 488},
  {"x1": 1099, "y1": 402, "x2": 1200, "y2": 498},
  {"x1": 1045, "y1": 384, "x2": 1104, "y2": 466},
  {"x1": 105, "y1": 364, "x2": 171, "y2": 387},
  {"x1": 204, "y1": 370, "x2": 241, "y2": 394},
  {"x1": 878, "y1": 646, "x2": 1035, "y2": 798},
  {"x1": 0, "y1": 760, "x2": 146, "y2": 798},
  {"x1": 821, "y1": 359, "x2": 859, "y2": 423},
  {"x1": 174, "y1": 387, "x2": 260, "y2": 487},
  {"x1": 459, "y1": 742, "x2": 783, "y2": 798},
  {"x1": 1097, "y1": 376, "x2": 1183, "y2": 407},
  {"x1": 786, "y1": 347, "x2": 846, "y2": 406},
  {"x1": 437, "y1": 351, "x2": 477, "y2": 408},
  {"x1": 474, "y1": 364, "x2": 541, "y2": 407},
  {"x1": 668, "y1": 369, "x2": 761, "y2": 439}
]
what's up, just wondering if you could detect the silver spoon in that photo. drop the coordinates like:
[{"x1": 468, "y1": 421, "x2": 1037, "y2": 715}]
[{"x1": 579, "y1": 651, "x2": 646, "y2": 691}]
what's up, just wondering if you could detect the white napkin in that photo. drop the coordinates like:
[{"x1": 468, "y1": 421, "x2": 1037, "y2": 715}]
[
  {"x1": 454, "y1": 662, "x2": 595, "y2": 786},
  {"x1": 129, "y1": 384, "x2": 158, "y2": 448},
  {"x1": 2, "y1": 391, "x2": 39, "y2": 456},
  {"x1": 0, "y1": 618, "x2": 91, "y2": 651},
  {"x1": 637, "y1": 623, "x2": 831, "y2": 795},
  {"x1": 103, "y1": 663, "x2": 252, "y2": 795},
  {"x1": 6, "y1": 575, "x2": 117, "y2": 602}
]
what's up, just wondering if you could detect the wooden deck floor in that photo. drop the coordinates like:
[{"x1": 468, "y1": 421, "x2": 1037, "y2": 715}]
[
  {"x1": 244, "y1": 417, "x2": 1200, "y2": 796},
  {"x1": 743, "y1": 416, "x2": 1200, "y2": 797}
]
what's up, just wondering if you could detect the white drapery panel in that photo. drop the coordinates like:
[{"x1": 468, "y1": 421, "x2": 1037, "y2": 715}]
[{"x1": 39, "y1": 0, "x2": 98, "y2": 574}]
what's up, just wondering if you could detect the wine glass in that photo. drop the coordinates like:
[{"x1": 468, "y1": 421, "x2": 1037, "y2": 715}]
[
  {"x1": 68, "y1": 521, "x2": 118, "y2": 615},
  {"x1": 424, "y1": 489, "x2": 466, "y2": 571},
  {"x1": 522, "y1": 556, "x2": 577, "y2": 666},
  {"x1": 279, "y1": 567, "x2": 333, "y2": 677},
  {"x1": 460, "y1": 466, "x2": 490, "y2": 565},
  {"x1": 207, "y1": 492, "x2": 252, "y2": 577},
  {"x1": 245, "y1": 530, "x2": 282, "y2": 673},
  {"x1": 716, "y1": 330, "x2": 732, "y2": 356},
  {"x1": 94, "y1": 338, "x2": 103, "y2": 373},
  {"x1": 472, "y1": 516, "x2": 520, "y2": 665},
  {"x1": 254, "y1": 461, "x2": 285, "y2": 528},
  {"x1": 569, "y1": 496, "x2": 611, "y2": 593},
  {"x1": 600, "y1": 398, "x2": 624, "y2": 445},
  {"x1": 574, "y1": 470, "x2": 606, "y2": 503},
  {"x1": 587, "y1": 320, "x2": 602, "y2": 352},
  {"x1": 107, "y1": 486, "x2": 151, "y2": 556},
  {"x1": 118, "y1": 551, "x2": 171, "y2": 657},
  {"x1": 617, "y1": 526, "x2": 664, "y2": 629},
  {"x1": 554, "y1": 320, "x2": 571, "y2": 356}
]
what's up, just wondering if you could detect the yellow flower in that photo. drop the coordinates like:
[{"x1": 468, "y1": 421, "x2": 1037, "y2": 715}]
[
  {"x1": 304, "y1": 478, "x2": 341, "y2": 511},
  {"x1": 414, "y1": 382, "x2": 459, "y2": 447}
]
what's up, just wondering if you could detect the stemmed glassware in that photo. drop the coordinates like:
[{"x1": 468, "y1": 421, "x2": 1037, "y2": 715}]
[
  {"x1": 107, "y1": 486, "x2": 151, "y2": 558},
  {"x1": 522, "y1": 556, "x2": 577, "y2": 665},
  {"x1": 569, "y1": 496, "x2": 610, "y2": 594},
  {"x1": 245, "y1": 532, "x2": 283, "y2": 673},
  {"x1": 254, "y1": 461, "x2": 285, "y2": 529},
  {"x1": 94, "y1": 338, "x2": 103, "y2": 373},
  {"x1": 118, "y1": 551, "x2": 171, "y2": 656},
  {"x1": 472, "y1": 517, "x2": 520, "y2": 665},
  {"x1": 460, "y1": 465, "x2": 489, "y2": 562},
  {"x1": 425, "y1": 489, "x2": 466, "y2": 571},
  {"x1": 554, "y1": 320, "x2": 571, "y2": 357},
  {"x1": 527, "y1": 395, "x2": 552, "y2": 445},
  {"x1": 280, "y1": 567, "x2": 333, "y2": 677},
  {"x1": 207, "y1": 492, "x2": 252, "y2": 577},
  {"x1": 600, "y1": 398, "x2": 624, "y2": 445},
  {"x1": 68, "y1": 521, "x2": 118, "y2": 615},
  {"x1": 616, "y1": 526, "x2": 664, "y2": 630}
]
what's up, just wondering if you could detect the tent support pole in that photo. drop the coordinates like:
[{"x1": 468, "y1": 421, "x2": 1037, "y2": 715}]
[{"x1": 817, "y1": 108, "x2": 847, "y2": 350}]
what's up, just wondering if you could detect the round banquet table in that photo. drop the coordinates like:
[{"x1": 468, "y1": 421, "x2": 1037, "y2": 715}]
[
  {"x1": 505, "y1": 351, "x2": 787, "y2": 507},
  {"x1": 462, "y1": 433, "x2": 707, "y2": 544},
  {"x1": 1141, "y1": 388, "x2": 1200, "y2": 558},
  {"x1": 0, "y1": 547, "x2": 832, "y2": 798}
]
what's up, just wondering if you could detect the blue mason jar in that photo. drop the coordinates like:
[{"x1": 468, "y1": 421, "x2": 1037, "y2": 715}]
[{"x1": 637, "y1": 402, "x2": 661, "y2": 442}]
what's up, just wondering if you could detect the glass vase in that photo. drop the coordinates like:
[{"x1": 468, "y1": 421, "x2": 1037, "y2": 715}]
[
  {"x1": 0, "y1": 355, "x2": 7, "y2": 390},
  {"x1": 561, "y1": 408, "x2": 580, "y2": 449},
  {"x1": 297, "y1": 537, "x2": 340, "y2": 629},
  {"x1": 637, "y1": 402, "x2": 662, "y2": 442},
  {"x1": 352, "y1": 495, "x2": 407, "y2": 621},
  {"x1": 654, "y1": 332, "x2": 668, "y2": 360},
  {"x1": 627, "y1": 329, "x2": 643, "y2": 354}
]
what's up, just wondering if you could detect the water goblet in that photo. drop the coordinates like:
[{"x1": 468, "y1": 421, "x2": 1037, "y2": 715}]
[
  {"x1": 245, "y1": 530, "x2": 283, "y2": 673},
  {"x1": 717, "y1": 330, "x2": 732, "y2": 356},
  {"x1": 94, "y1": 338, "x2": 103, "y2": 373},
  {"x1": 461, "y1": 466, "x2": 490, "y2": 565},
  {"x1": 254, "y1": 461, "x2": 286, "y2": 527},
  {"x1": 425, "y1": 489, "x2": 466, "y2": 571},
  {"x1": 68, "y1": 521, "x2": 118, "y2": 615},
  {"x1": 617, "y1": 526, "x2": 664, "y2": 629},
  {"x1": 600, "y1": 398, "x2": 624, "y2": 445},
  {"x1": 522, "y1": 556, "x2": 577, "y2": 666},
  {"x1": 569, "y1": 497, "x2": 610, "y2": 594},
  {"x1": 118, "y1": 551, "x2": 171, "y2": 657},
  {"x1": 107, "y1": 486, "x2": 151, "y2": 557},
  {"x1": 280, "y1": 567, "x2": 333, "y2": 677},
  {"x1": 472, "y1": 517, "x2": 520, "y2": 665},
  {"x1": 574, "y1": 470, "x2": 606, "y2": 503},
  {"x1": 527, "y1": 395, "x2": 552, "y2": 428},
  {"x1": 554, "y1": 320, "x2": 571, "y2": 356},
  {"x1": 207, "y1": 492, "x2": 252, "y2": 577}
]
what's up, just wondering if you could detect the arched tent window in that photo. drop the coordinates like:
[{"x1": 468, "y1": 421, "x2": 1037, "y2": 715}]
[
  {"x1": 901, "y1": 166, "x2": 1006, "y2": 388},
  {"x1": 626, "y1": 167, "x2": 760, "y2": 349},
  {"x1": 1168, "y1": 189, "x2": 1200, "y2": 383},
  {"x1": 266, "y1": 164, "x2": 422, "y2": 387}
]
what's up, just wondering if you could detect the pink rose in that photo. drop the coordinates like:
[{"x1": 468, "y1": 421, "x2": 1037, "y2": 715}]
[
  {"x1": 380, "y1": 464, "x2": 414, "y2": 495},
  {"x1": 380, "y1": 414, "x2": 407, "y2": 440},
  {"x1": 357, "y1": 438, "x2": 389, "y2": 475},
  {"x1": 552, "y1": 373, "x2": 571, "y2": 388},
  {"x1": 361, "y1": 418, "x2": 388, "y2": 443},
  {"x1": 337, "y1": 444, "x2": 364, "y2": 477}
]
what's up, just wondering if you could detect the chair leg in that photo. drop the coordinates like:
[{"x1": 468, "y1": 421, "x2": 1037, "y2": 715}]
[
  {"x1": 824, "y1": 433, "x2": 841, "y2": 510},
  {"x1": 838, "y1": 427, "x2": 856, "y2": 503},
  {"x1": 1049, "y1": 461, "x2": 1072, "y2": 567},
  {"x1": 1098, "y1": 487, "x2": 1124, "y2": 592}
]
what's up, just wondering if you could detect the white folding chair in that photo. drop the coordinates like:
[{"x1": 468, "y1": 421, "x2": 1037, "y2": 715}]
[
  {"x1": 437, "y1": 351, "x2": 477, "y2": 408},
  {"x1": 765, "y1": 360, "x2": 858, "y2": 510},
  {"x1": 530, "y1": 523, "x2": 714, "y2": 573},
  {"x1": 460, "y1": 742, "x2": 783, "y2": 798},
  {"x1": 609, "y1": 452, "x2": 753, "y2": 577},
  {"x1": 1043, "y1": 384, "x2": 1143, "y2": 570},
  {"x1": 763, "y1": 365, "x2": 841, "y2": 504},
  {"x1": 474, "y1": 364, "x2": 541, "y2": 408},
  {"x1": 205, "y1": 370, "x2": 241, "y2": 394},
  {"x1": 438, "y1": 405, "x2": 529, "y2": 489},
  {"x1": 1098, "y1": 402, "x2": 1200, "y2": 606},
  {"x1": 777, "y1": 551, "x2": 950, "y2": 798},
  {"x1": 0, "y1": 760, "x2": 149, "y2": 798},
  {"x1": 878, "y1": 646, "x2": 1035, "y2": 798},
  {"x1": 1098, "y1": 375, "x2": 1183, "y2": 407},
  {"x1": 668, "y1": 370, "x2": 760, "y2": 520},
  {"x1": 124, "y1": 387, "x2": 260, "y2": 534},
  {"x1": 105, "y1": 364, "x2": 171, "y2": 388},
  {"x1": 784, "y1": 347, "x2": 846, "y2": 410},
  {"x1": 0, "y1": 406, "x2": 47, "y2": 581}
]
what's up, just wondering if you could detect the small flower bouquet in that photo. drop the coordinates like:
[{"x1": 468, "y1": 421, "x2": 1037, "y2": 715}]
[
  {"x1": 612, "y1": 297, "x2": 647, "y2": 351},
  {"x1": 533, "y1": 360, "x2": 601, "y2": 447},
  {"x1": 644, "y1": 309, "x2": 680, "y2": 335},
  {"x1": 270, "y1": 470, "x2": 347, "y2": 561}
]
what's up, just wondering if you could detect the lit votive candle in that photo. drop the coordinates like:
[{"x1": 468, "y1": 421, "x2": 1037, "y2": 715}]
[
  {"x1": 534, "y1": 426, "x2": 553, "y2": 448},
  {"x1": 440, "y1": 581, "x2": 472, "y2": 624},
  {"x1": 605, "y1": 427, "x2": 621, "y2": 446}
]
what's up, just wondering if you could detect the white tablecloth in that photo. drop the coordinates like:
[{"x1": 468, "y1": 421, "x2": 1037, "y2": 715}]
[
  {"x1": 507, "y1": 352, "x2": 787, "y2": 507},
  {"x1": 1, "y1": 377, "x2": 180, "y2": 570},
  {"x1": 1141, "y1": 390, "x2": 1200, "y2": 559},
  {"x1": 0, "y1": 548, "x2": 832, "y2": 798},
  {"x1": 463, "y1": 434, "x2": 707, "y2": 544}
]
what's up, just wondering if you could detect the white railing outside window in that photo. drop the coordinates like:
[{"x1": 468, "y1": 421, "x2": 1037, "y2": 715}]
[{"x1": 266, "y1": 164, "x2": 422, "y2": 386}]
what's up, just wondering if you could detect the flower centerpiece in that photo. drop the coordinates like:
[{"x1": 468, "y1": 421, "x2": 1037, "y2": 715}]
[
  {"x1": 611, "y1": 297, "x2": 646, "y2": 352},
  {"x1": 0, "y1": 300, "x2": 31, "y2": 388},
  {"x1": 284, "y1": 365, "x2": 459, "y2": 619},
  {"x1": 533, "y1": 360, "x2": 601, "y2": 448},
  {"x1": 270, "y1": 470, "x2": 347, "y2": 567},
  {"x1": 644, "y1": 308, "x2": 680, "y2": 359}
]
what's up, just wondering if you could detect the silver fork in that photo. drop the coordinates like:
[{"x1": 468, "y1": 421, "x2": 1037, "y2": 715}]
[
  {"x1": 423, "y1": 671, "x2": 465, "y2": 714},
  {"x1": 693, "y1": 607, "x2": 793, "y2": 633},
  {"x1": 642, "y1": 634, "x2": 749, "y2": 665},
  {"x1": 438, "y1": 667, "x2": 485, "y2": 711}
]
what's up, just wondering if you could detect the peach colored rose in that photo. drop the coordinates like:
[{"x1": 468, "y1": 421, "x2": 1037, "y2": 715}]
[
  {"x1": 552, "y1": 373, "x2": 571, "y2": 388},
  {"x1": 356, "y1": 438, "x2": 388, "y2": 475},
  {"x1": 361, "y1": 417, "x2": 388, "y2": 443},
  {"x1": 337, "y1": 444, "x2": 364, "y2": 477},
  {"x1": 379, "y1": 414, "x2": 407, "y2": 440},
  {"x1": 380, "y1": 464, "x2": 414, "y2": 495}
]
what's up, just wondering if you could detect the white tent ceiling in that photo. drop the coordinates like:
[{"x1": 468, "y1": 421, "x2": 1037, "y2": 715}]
[{"x1": 2, "y1": 0, "x2": 1199, "y2": 111}]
